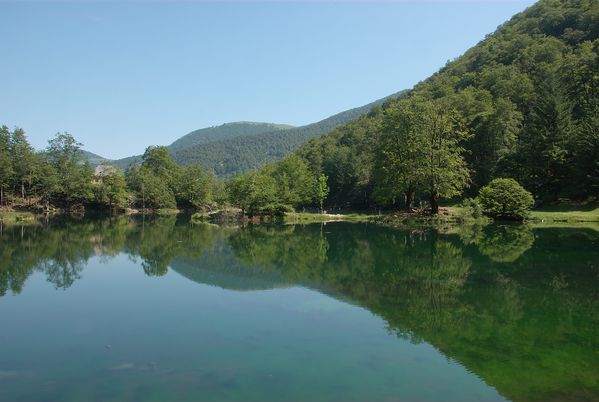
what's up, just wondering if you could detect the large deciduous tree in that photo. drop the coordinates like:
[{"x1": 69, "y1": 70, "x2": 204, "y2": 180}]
[
  {"x1": 374, "y1": 98, "x2": 471, "y2": 214},
  {"x1": 9, "y1": 127, "x2": 35, "y2": 200},
  {"x1": 45, "y1": 132, "x2": 94, "y2": 205}
]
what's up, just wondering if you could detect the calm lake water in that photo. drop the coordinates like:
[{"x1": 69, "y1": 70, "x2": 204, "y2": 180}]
[{"x1": 1, "y1": 217, "x2": 598, "y2": 402}]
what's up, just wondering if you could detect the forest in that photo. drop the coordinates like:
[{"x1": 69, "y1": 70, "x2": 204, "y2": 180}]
[
  {"x1": 293, "y1": 0, "x2": 599, "y2": 209},
  {"x1": 0, "y1": 125, "x2": 324, "y2": 215},
  {"x1": 1, "y1": 0, "x2": 598, "y2": 218}
]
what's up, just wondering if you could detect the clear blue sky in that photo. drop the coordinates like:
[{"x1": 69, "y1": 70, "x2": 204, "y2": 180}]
[{"x1": 1, "y1": 0, "x2": 536, "y2": 159}]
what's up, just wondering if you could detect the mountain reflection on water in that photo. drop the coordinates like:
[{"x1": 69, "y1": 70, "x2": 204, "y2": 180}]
[{"x1": 1, "y1": 216, "x2": 599, "y2": 402}]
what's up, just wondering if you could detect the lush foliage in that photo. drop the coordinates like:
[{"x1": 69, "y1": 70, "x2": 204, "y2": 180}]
[
  {"x1": 374, "y1": 98, "x2": 471, "y2": 213},
  {"x1": 292, "y1": 0, "x2": 599, "y2": 210},
  {"x1": 0, "y1": 127, "x2": 101, "y2": 209},
  {"x1": 478, "y1": 178, "x2": 535, "y2": 221},
  {"x1": 225, "y1": 155, "x2": 322, "y2": 217},
  {"x1": 126, "y1": 146, "x2": 216, "y2": 210},
  {"x1": 0, "y1": 127, "x2": 217, "y2": 212}
]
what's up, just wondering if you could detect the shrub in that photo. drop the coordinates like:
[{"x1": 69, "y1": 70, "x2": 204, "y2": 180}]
[
  {"x1": 458, "y1": 198, "x2": 485, "y2": 221},
  {"x1": 477, "y1": 178, "x2": 534, "y2": 221}
]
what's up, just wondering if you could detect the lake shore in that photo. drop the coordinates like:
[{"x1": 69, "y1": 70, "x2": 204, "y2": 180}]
[{"x1": 4, "y1": 201, "x2": 599, "y2": 230}]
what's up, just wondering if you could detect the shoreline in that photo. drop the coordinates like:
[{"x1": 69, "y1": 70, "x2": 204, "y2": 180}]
[{"x1": 2, "y1": 203, "x2": 598, "y2": 230}]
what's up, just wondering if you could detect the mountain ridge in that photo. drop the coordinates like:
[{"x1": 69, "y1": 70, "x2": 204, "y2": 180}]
[{"x1": 82, "y1": 91, "x2": 405, "y2": 176}]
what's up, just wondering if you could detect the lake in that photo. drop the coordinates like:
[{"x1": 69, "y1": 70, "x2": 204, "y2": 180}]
[{"x1": 1, "y1": 217, "x2": 598, "y2": 402}]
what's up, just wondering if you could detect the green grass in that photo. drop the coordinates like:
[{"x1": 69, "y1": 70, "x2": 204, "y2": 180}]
[
  {"x1": 0, "y1": 211, "x2": 37, "y2": 223},
  {"x1": 448, "y1": 201, "x2": 599, "y2": 224},
  {"x1": 284, "y1": 212, "x2": 374, "y2": 224},
  {"x1": 529, "y1": 202, "x2": 599, "y2": 223},
  {"x1": 154, "y1": 208, "x2": 182, "y2": 216}
]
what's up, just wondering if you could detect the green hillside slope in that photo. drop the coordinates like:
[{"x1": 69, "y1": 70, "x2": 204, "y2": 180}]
[
  {"x1": 294, "y1": 0, "x2": 599, "y2": 208},
  {"x1": 79, "y1": 150, "x2": 109, "y2": 166},
  {"x1": 91, "y1": 91, "x2": 403, "y2": 175},
  {"x1": 170, "y1": 92, "x2": 404, "y2": 176},
  {"x1": 106, "y1": 121, "x2": 292, "y2": 171},
  {"x1": 168, "y1": 121, "x2": 294, "y2": 153}
]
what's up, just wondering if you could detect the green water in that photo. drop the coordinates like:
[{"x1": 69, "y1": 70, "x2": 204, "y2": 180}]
[{"x1": 1, "y1": 217, "x2": 598, "y2": 402}]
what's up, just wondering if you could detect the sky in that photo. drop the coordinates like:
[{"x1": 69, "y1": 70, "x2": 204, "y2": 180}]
[{"x1": 0, "y1": 0, "x2": 537, "y2": 159}]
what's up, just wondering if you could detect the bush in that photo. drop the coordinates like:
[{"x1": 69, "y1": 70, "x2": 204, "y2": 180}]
[
  {"x1": 251, "y1": 203, "x2": 294, "y2": 218},
  {"x1": 458, "y1": 198, "x2": 485, "y2": 221},
  {"x1": 477, "y1": 178, "x2": 534, "y2": 221}
]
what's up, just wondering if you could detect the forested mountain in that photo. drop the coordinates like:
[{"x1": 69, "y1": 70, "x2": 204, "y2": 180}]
[
  {"x1": 169, "y1": 122, "x2": 294, "y2": 153},
  {"x1": 291, "y1": 0, "x2": 599, "y2": 208},
  {"x1": 87, "y1": 92, "x2": 404, "y2": 176},
  {"x1": 169, "y1": 92, "x2": 404, "y2": 176},
  {"x1": 79, "y1": 150, "x2": 109, "y2": 166},
  {"x1": 102, "y1": 122, "x2": 293, "y2": 171}
]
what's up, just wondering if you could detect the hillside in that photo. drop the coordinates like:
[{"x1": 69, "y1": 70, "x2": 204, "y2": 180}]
[
  {"x1": 85, "y1": 91, "x2": 404, "y2": 175},
  {"x1": 79, "y1": 150, "x2": 109, "y2": 166},
  {"x1": 294, "y1": 0, "x2": 599, "y2": 208},
  {"x1": 104, "y1": 121, "x2": 292, "y2": 171},
  {"x1": 170, "y1": 92, "x2": 404, "y2": 177},
  {"x1": 169, "y1": 121, "x2": 294, "y2": 153}
]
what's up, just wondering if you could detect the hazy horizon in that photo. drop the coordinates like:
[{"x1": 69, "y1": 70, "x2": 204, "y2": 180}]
[{"x1": 1, "y1": 0, "x2": 536, "y2": 159}]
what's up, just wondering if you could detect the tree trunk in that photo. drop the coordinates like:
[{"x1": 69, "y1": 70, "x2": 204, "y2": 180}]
[
  {"x1": 21, "y1": 182, "x2": 25, "y2": 200},
  {"x1": 0, "y1": 186, "x2": 3, "y2": 207},
  {"x1": 429, "y1": 192, "x2": 439, "y2": 215},
  {"x1": 405, "y1": 191, "x2": 414, "y2": 211}
]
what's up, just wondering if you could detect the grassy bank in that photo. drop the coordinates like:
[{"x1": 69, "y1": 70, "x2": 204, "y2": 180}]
[
  {"x1": 0, "y1": 211, "x2": 38, "y2": 223},
  {"x1": 284, "y1": 212, "x2": 374, "y2": 224},
  {"x1": 529, "y1": 202, "x2": 599, "y2": 223}
]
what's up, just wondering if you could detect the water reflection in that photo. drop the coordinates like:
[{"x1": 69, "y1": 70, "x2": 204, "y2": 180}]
[{"x1": 1, "y1": 218, "x2": 599, "y2": 401}]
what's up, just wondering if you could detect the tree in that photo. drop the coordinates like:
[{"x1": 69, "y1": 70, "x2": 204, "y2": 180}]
[
  {"x1": 226, "y1": 172, "x2": 286, "y2": 217},
  {"x1": 268, "y1": 155, "x2": 315, "y2": 208},
  {"x1": 94, "y1": 167, "x2": 128, "y2": 209},
  {"x1": 469, "y1": 97, "x2": 522, "y2": 187},
  {"x1": 126, "y1": 163, "x2": 175, "y2": 209},
  {"x1": 176, "y1": 165, "x2": 214, "y2": 209},
  {"x1": 574, "y1": 113, "x2": 599, "y2": 197},
  {"x1": 32, "y1": 156, "x2": 60, "y2": 209},
  {"x1": 374, "y1": 98, "x2": 470, "y2": 214},
  {"x1": 9, "y1": 127, "x2": 35, "y2": 200},
  {"x1": 418, "y1": 100, "x2": 471, "y2": 214},
  {"x1": 315, "y1": 174, "x2": 329, "y2": 213},
  {"x1": 477, "y1": 178, "x2": 534, "y2": 221},
  {"x1": 45, "y1": 132, "x2": 93, "y2": 205},
  {"x1": 226, "y1": 175, "x2": 250, "y2": 215},
  {"x1": 141, "y1": 146, "x2": 178, "y2": 186},
  {"x1": 374, "y1": 100, "x2": 422, "y2": 209},
  {"x1": 0, "y1": 127, "x2": 14, "y2": 206},
  {"x1": 514, "y1": 74, "x2": 573, "y2": 200}
]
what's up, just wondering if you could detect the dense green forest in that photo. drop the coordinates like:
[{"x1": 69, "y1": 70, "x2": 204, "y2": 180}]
[
  {"x1": 282, "y1": 0, "x2": 599, "y2": 209},
  {"x1": 0, "y1": 127, "x2": 106, "y2": 210},
  {"x1": 109, "y1": 122, "x2": 295, "y2": 172},
  {"x1": 169, "y1": 92, "x2": 403, "y2": 176},
  {"x1": 0, "y1": 127, "x2": 219, "y2": 212},
  {"x1": 0, "y1": 124, "x2": 328, "y2": 214}
]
